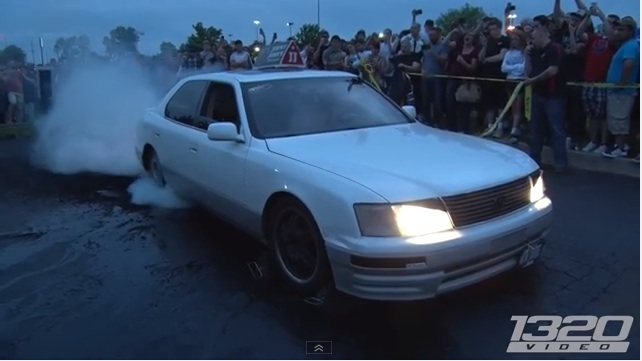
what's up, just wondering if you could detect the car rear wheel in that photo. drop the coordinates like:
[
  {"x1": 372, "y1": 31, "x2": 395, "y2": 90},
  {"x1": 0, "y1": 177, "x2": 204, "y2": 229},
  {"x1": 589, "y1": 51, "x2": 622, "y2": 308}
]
[
  {"x1": 145, "y1": 149, "x2": 166, "y2": 187},
  {"x1": 267, "y1": 198, "x2": 332, "y2": 294}
]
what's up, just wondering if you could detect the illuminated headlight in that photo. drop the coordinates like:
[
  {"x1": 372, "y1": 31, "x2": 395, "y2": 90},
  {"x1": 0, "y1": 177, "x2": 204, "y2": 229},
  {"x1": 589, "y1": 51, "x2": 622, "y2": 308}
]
[
  {"x1": 354, "y1": 203, "x2": 453, "y2": 237},
  {"x1": 530, "y1": 172, "x2": 546, "y2": 202}
]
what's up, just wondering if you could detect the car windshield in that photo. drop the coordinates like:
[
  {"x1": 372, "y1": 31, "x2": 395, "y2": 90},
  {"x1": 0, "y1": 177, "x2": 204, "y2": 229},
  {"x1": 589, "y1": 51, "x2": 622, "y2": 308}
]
[{"x1": 240, "y1": 76, "x2": 414, "y2": 139}]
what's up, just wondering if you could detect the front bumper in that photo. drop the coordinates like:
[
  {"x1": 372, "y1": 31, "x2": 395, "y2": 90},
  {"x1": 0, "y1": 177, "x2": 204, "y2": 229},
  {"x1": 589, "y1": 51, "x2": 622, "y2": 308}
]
[{"x1": 325, "y1": 197, "x2": 553, "y2": 301}]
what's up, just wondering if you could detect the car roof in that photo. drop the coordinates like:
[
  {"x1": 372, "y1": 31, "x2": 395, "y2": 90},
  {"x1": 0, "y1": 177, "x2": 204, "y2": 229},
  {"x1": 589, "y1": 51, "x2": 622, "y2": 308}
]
[{"x1": 183, "y1": 69, "x2": 355, "y2": 83}]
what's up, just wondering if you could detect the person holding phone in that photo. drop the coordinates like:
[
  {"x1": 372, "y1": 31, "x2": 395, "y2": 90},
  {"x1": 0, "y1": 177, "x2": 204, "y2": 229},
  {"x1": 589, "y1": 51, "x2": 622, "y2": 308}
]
[{"x1": 312, "y1": 31, "x2": 330, "y2": 69}]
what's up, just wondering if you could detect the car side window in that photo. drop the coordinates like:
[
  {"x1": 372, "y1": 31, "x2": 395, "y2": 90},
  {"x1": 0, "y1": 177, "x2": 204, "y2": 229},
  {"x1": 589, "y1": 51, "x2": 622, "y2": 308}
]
[
  {"x1": 165, "y1": 80, "x2": 208, "y2": 127},
  {"x1": 197, "y1": 82, "x2": 241, "y2": 131}
]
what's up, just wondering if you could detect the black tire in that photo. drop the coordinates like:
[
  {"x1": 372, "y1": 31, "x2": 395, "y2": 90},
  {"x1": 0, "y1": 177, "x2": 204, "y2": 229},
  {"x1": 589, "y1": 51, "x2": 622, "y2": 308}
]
[
  {"x1": 145, "y1": 149, "x2": 166, "y2": 187},
  {"x1": 266, "y1": 197, "x2": 332, "y2": 295}
]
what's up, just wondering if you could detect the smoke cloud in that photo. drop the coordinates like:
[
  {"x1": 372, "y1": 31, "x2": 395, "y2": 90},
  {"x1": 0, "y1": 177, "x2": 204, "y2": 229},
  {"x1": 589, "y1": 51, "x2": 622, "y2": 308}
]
[
  {"x1": 127, "y1": 177, "x2": 191, "y2": 209},
  {"x1": 31, "y1": 58, "x2": 157, "y2": 176}
]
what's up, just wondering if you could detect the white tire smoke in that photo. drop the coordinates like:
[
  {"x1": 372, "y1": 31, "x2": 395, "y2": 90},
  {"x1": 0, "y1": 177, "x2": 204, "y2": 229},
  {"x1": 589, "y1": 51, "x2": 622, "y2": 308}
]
[{"x1": 31, "y1": 59, "x2": 157, "y2": 176}]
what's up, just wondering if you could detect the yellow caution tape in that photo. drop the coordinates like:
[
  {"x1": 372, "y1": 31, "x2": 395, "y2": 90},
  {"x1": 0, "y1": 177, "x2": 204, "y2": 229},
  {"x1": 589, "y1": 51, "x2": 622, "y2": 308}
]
[
  {"x1": 360, "y1": 69, "x2": 637, "y2": 139},
  {"x1": 524, "y1": 85, "x2": 532, "y2": 122},
  {"x1": 361, "y1": 61, "x2": 382, "y2": 92},
  {"x1": 480, "y1": 81, "x2": 525, "y2": 137},
  {"x1": 403, "y1": 73, "x2": 638, "y2": 138},
  {"x1": 406, "y1": 72, "x2": 640, "y2": 89}
]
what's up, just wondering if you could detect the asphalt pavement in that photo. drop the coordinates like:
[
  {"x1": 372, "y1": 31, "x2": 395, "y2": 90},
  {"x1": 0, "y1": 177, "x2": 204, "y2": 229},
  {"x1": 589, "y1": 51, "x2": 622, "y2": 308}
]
[{"x1": 0, "y1": 137, "x2": 639, "y2": 360}]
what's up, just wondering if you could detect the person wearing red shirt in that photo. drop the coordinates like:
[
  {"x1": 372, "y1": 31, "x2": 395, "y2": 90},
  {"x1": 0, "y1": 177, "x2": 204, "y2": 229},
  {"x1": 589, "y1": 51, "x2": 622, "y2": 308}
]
[{"x1": 576, "y1": 6, "x2": 619, "y2": 153}]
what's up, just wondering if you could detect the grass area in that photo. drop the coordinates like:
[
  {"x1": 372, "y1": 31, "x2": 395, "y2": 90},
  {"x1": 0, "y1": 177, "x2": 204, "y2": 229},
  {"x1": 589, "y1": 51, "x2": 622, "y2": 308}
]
[{"x1": 0, "y1": 123, "x2": 35, "y2": 138}]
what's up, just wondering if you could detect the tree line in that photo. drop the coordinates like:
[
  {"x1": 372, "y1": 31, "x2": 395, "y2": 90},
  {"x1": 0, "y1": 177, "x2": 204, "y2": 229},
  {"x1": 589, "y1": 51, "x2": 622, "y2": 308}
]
[{"x1": 0, "y1": 4, "x2": 487, "y2": 65}]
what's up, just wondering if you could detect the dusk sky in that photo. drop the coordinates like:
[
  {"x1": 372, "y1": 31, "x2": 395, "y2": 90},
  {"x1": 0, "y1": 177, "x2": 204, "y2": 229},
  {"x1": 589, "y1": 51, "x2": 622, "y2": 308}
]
[{"x1": 2, "y1": 0, "x2": 640, "y2": 59}]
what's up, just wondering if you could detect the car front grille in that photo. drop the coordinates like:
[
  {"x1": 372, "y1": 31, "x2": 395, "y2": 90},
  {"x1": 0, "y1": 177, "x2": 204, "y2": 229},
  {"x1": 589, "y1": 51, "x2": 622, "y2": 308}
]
[{"x1": 441, "y1": 176, "x2": 531, "y2": 228}]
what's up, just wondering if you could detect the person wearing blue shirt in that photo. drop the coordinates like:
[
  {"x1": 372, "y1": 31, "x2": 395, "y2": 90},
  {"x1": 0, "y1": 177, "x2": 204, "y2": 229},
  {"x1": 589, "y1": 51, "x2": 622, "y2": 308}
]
[
  {"x1": 421, "y1": 27, "x2": 449, "y2": 125},
  {"x1": 602, "y1": 17, "x2": 640, "y2": 158}
]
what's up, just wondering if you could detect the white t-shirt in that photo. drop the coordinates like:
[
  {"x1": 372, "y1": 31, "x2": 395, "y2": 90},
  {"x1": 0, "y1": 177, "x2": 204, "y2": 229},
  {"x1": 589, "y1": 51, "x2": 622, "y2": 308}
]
[
  {"x1": 380, "y1": 41, "x2": 398, "y2": 59},
  {"x1": 420, "y1": 31, "x2": 430, "y2": 43},
  {"x1": 401, "y1": 34, "x2": 425, "y2": 54},
  {"x1": 229, "y1": 51, "x2": 250, "y2": 67},
  {"x1": 358, "y1": 50, "x2": 372, "y2": 59},
  {"x1": 200, "y1": 50, "x2": 215, "y2": 64}
]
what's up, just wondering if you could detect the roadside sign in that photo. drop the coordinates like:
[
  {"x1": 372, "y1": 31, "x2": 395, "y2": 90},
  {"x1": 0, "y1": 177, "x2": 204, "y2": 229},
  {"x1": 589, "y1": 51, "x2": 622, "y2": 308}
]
[{"x1": 254, "y1": 41, "x2": 304, "y2": 69}]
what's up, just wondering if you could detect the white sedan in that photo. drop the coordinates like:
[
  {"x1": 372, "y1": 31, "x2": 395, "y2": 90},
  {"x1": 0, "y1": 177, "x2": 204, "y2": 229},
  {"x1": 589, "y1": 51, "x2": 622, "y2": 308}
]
[{"x1": 135, "y1": 68, "x2": 553, "y2": 301}]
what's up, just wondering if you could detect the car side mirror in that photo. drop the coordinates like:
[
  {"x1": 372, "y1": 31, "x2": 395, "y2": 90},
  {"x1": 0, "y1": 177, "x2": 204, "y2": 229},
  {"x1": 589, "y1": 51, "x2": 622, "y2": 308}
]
[
  {"x1": 402, "y1": 105, "x2": 417, "y2": 118},
  {"x1": 207, "y1": 122, "x2": 244, "y2": 142}
]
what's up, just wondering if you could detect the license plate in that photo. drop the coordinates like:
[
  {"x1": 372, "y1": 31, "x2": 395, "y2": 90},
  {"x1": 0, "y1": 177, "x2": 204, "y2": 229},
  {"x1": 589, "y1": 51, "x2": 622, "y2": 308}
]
[{"x1": 519, "y1": 243, "x2": 543, "y2": 268}]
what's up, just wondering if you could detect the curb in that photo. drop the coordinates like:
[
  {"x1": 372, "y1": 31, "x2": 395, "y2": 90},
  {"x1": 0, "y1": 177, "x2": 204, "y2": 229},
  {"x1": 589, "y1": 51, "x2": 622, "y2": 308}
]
[
  {"x1": 496, "y1": 139, "x2": 640, "y2": 178},
  {"x1": 0, "y1": 124, "x2": 34, "y2": 138}
]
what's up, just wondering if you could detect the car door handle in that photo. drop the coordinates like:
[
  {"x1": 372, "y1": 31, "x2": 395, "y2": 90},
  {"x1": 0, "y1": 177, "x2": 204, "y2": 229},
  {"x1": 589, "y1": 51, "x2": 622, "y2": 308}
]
[
  {"x1": 154, "y1": 132, "x2": 160, "y2": 137},
  {"x1": 189, "y1": 147, "x2": 198, "y2": 153}
]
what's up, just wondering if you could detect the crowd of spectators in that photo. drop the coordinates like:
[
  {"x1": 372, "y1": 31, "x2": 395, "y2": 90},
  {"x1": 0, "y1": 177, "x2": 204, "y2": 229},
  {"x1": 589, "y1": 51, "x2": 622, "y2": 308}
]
[
  {"x1": 1, "y1": 0, "x2": 639, "y2": 168},
  {"x1": 174, "y1": 37, "x2": 255, "y2": 78},
  {"x1": 292, "y1": 3, "x2": 640, "y2": 168},
  {"x1": 163, "y1": 0, "x2": 640, "y2": 167}
]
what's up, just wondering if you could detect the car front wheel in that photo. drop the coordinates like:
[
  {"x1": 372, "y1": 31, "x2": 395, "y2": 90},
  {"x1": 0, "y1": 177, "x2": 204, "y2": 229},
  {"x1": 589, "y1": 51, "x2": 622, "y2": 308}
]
[{"x1": 267, "y1": 198, "x2": 332, "y2": 294}]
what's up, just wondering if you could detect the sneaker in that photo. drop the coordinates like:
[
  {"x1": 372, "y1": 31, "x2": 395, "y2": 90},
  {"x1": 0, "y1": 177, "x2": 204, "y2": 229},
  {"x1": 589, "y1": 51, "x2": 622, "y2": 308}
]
[
  {"x1": 592, "y1": 145, "x2": 607, "y2": 154},
  {"x1": 633, "y1": 155, "x2": 640, "y2": 164},
  {"x1": 602, "y1": 146, "x2": 629, "y2": 158},
  {"x1": 492, "y1": 127, "x2": 503, "y2": 138},
  {"x1": 581, "y1": 142, "x2": 599, "y2": 152}
]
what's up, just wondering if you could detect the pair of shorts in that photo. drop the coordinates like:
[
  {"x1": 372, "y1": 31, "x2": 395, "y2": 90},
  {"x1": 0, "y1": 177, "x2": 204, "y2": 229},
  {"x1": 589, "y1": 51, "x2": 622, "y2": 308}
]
[
  {"x1": 506, "y1": 81, "x2": 524, "y2": 96},
  {"x1": 7, "y1": 92, "x2": 24, "y2": 106},
  {"x1": 581, "y1": 86, "x2": 607, "y2": 120},
  {"x1": 480, "y1": 80, "x2": 506, "y2": 110},
  {"x1": 606, "y1": 93, "x2": 635, "y2": 135}
]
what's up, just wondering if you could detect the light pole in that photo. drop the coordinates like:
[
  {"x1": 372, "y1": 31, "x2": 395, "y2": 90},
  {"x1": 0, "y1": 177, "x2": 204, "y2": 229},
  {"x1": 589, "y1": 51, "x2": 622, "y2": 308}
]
[
  {"x1": 253, "y1": 20, "x2": 261, "y2": 42},
  {"x1": 286, "y1": 22, "x2": 294, "y2": 38},
  {"x1": 317, "y1": 0, "x2": 320, "y2": 27}
]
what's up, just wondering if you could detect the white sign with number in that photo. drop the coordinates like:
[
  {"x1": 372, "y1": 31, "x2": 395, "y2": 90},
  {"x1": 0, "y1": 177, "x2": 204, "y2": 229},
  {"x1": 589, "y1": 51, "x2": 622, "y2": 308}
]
[{"x1": 507, "y1": 315, "x2": 634, "y2": 353}]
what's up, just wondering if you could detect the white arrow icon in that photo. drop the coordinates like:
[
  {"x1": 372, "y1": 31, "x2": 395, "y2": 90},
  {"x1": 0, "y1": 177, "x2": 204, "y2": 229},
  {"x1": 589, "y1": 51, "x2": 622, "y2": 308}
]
[{"x1": 306, "y1": 341, "x2": 332, "y2": 354}]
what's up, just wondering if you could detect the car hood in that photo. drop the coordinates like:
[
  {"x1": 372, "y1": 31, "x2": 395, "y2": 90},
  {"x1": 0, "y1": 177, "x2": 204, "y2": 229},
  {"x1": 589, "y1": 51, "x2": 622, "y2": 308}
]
[{"x1": 265, "y1": 123, "x2": 538, "y2": 202}]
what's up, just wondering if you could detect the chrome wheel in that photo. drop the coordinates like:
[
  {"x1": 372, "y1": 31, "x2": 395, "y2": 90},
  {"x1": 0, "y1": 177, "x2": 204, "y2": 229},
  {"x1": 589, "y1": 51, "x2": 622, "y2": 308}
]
[{"x1": 273, "y1": 207, "x2": 320, "y2": 284}]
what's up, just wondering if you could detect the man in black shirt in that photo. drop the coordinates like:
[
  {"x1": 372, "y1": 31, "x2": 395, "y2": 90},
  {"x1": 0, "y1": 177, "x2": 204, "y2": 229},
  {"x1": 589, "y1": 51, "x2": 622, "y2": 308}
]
[
  {"x1": 525, "y1": 15, "x2": 568, "y2": 172},
  {"x1": 388, "y1": 40, "x2": 422, "y2": 106},
  {"x1": 479, "y1": 18, "x2": 509, "y2": 133}
]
